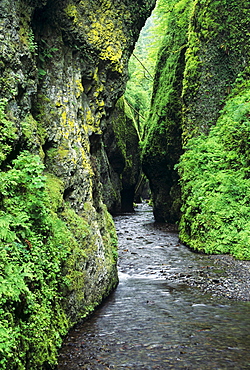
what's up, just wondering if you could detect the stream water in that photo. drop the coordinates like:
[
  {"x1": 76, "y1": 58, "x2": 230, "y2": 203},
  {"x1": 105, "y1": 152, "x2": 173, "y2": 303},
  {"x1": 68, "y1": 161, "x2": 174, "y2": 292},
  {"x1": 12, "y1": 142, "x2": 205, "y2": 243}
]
[{"x1": 57, "y1": 203, "x2": 250, "y2": 369}]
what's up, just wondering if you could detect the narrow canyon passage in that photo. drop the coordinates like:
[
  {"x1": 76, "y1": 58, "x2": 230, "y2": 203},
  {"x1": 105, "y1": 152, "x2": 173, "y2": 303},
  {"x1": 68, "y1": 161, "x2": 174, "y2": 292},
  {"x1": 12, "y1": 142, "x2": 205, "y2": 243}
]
[{"x1": 57, "y1": 204, "x2": 250, "y2": 369}]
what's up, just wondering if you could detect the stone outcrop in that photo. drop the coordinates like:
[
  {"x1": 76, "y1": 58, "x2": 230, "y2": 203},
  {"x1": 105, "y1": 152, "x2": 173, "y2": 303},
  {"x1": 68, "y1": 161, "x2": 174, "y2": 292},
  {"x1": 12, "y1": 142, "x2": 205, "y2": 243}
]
[{"x1": 0, "y1": 0, "x2": 155, "y2": 367}]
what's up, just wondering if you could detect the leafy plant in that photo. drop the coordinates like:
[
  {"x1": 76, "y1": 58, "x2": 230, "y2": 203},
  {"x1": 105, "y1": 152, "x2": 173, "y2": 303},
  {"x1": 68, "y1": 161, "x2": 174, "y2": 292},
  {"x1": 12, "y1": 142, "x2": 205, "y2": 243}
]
[
  {"x1": 37, "y1": 39, "x2": 59, "y2": 79},
  {"x1": 0, "y1": 147, "x2": 118, "y2": 368},
  {"x1": 177, "y1": 83, "x2": 250, "y2": 259},
  {"x1": 0, "y1": 151, "x2": 71, "y2": 369},
  {"x1": 39, "y1": 39, "x2": 59, "y2": 63},
  {"x1": 28, "y1": 30, "x2": 38, "y2": 54}
]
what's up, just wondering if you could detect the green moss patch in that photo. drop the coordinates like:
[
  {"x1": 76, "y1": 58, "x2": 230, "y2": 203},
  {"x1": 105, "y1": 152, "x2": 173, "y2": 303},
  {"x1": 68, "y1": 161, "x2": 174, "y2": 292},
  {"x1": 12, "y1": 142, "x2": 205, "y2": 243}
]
[{"x1": 178, "y1": 83, "x2": 250, "y2": 259}]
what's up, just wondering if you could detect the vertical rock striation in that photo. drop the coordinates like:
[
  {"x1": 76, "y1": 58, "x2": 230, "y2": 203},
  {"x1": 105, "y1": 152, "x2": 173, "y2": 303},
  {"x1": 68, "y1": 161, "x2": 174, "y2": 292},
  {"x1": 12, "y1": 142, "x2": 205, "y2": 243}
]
[{"x1": 0, "y1": 0, "x2": 155, "y2": 367}]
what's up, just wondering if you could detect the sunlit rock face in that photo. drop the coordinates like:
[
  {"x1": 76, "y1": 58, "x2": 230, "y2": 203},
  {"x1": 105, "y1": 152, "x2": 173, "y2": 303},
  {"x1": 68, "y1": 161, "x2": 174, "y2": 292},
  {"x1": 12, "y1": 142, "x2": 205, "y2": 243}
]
[{"x1": 0, "y1": 0, "x2": 155, "y2": 367}]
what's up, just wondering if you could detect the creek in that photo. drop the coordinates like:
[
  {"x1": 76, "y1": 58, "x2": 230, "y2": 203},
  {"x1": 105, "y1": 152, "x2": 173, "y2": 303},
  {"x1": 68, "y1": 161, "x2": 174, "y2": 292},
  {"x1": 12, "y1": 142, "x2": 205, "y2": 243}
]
[{"x1": 57, "y1": 203, "x2": 250, "y2": 369}]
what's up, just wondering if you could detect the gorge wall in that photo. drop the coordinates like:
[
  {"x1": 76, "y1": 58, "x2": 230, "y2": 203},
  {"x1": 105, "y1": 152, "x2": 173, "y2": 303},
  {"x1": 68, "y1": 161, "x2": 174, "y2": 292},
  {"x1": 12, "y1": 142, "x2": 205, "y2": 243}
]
[
  {"x1": 0, "y1": 0, "x2": 155, "y2": 368},
  {"x1": 143, "y1": 0, "x2": 250, "y2": 258}
]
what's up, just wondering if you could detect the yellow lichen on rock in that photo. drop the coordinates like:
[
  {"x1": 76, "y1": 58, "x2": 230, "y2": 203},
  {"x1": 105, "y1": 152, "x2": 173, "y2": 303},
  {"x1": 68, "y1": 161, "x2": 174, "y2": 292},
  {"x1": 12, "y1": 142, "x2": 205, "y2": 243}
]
[
  {"x1": 64, "y1": 1, "x2": 127, "y2": 73},
  {"x1": 80, "y1": 147, "x2": 94, "y2": 175},
  {"x1": 75, "y1": 79, "x2": 84, "y2": 98},
  {"x1": 87, "y1": 18, "x2": 125, "y2": 72},
  {"x1": 64, "y1": 3, "x2": 78, "y2": 22}
]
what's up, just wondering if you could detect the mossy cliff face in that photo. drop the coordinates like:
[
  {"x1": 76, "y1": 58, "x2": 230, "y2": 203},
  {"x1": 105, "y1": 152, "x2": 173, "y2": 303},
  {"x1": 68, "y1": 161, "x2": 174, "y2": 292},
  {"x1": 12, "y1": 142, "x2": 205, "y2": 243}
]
[
  {"x1": 0, "y1": 0, "x2": 155, "y2": 368},
  {"x1": 142, "y1": 0, "x2": 191, "y2": 223},
  {"x1": 182, "y1": 0, "x2": 250, "y2": 139},
  {"x1": 179, "y1": 0, "x2": 250, "y2": 259},
  {"x1": 143, "y1": 0, "x2": 250, "y2": 258}
]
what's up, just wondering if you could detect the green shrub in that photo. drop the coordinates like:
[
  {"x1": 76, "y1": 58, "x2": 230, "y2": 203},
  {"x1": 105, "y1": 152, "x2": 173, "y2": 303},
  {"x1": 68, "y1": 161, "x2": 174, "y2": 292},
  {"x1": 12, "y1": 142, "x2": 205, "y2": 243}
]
[
  {"x1": 0, "y1": 151, "x2": 71, "y2": 369},
  {"x1": 0, "y1": 146, "x2": 118, "y2": 368},
  {"x1": 178, "y1": 82, "x2": 250, "y2": 259}
]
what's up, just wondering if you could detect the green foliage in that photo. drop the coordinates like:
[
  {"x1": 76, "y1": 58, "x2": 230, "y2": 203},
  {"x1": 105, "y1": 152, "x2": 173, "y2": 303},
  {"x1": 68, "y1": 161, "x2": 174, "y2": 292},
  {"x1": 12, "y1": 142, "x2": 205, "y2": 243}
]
[
  {"x1": 182, "y1": 0, "x2": 250, "y2": 138},
  {"x1": 0, "y1": 148, "x2": 111, "y2": 368},
  {"x1": 142, "y1": 0, "x2": 250, "y2": 230},
  {"x1": 147, "y1": 0, "x2": 176, "y2": 56},
  {"x1": 39, "y1": 39, "x2": 59, "y2": 63},
  {"x1": 38, "y1": 68, "x2": 47, "y2": 79},
  {"x1": 178, "y1": 83, "x2": 250, "y2": 259},
  {"x1": 142, "y1": 0, "x2": 191, "y2": 222},
  {"x1": 28, "y1": 30, "x2": 38, "y2": 54},
  {"x1": 125, "y1": 0, "x2": 171, "y2": 138},
  {"x1": 0, "y1": 148, "x2": 118, "y2": 368},
  {"x1": 38, "y1": 39, "x2": 59, "y2": 79},
  {"x1": 0, "y1": 151, "x2": 72, "y2": 369},
  {"x1": 125, "y1": 29, "x2": 153, "y2": 137}
]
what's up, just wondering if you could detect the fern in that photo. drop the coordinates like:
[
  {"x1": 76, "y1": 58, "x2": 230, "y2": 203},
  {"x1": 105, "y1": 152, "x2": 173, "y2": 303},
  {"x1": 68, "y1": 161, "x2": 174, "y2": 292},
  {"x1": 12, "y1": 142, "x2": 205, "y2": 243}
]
[{"x1": 178, "y1": 83, "x2": 250, "y2": 259}]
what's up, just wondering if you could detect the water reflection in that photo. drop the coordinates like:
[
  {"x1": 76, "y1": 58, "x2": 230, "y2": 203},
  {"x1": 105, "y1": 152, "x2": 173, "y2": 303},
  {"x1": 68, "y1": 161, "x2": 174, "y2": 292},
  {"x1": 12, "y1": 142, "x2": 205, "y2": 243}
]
[{"x1": 57, "y1": 204, "x2": 250, "y2": 369}]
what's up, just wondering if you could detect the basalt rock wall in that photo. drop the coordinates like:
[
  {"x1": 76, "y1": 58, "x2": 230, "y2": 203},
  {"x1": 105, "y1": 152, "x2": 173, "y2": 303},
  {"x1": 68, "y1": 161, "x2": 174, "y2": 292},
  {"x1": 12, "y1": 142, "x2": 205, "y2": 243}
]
[
  {"x1": 101, "y1": 96, "x2": 141, "y2": 213},
  {"x1": 143, "y1": 0, "x2": 250, "y2": 258},
  {"x1": 0, "y1": 0, "x2": 155, "y2": 368},
  {"x1": 142, "y1": 0, "x2": 191, "y2": 223}
]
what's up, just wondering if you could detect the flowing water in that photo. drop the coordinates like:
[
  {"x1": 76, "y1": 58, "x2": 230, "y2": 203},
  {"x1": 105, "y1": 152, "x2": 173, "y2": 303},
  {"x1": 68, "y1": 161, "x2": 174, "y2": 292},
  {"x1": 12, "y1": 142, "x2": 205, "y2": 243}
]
[{"x1": 57, "y1": 203, "x2": 250, "y2": 369}]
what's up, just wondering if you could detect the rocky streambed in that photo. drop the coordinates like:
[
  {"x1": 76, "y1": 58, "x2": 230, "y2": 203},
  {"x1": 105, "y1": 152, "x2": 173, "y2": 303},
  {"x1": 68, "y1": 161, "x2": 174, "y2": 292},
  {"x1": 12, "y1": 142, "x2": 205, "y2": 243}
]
[
  {"x1": 57, "y1": 203, "x2": 250, "y2": 369},
  {"x1": 166, "y1": 254, "x2": 250, "y2": 302}
]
